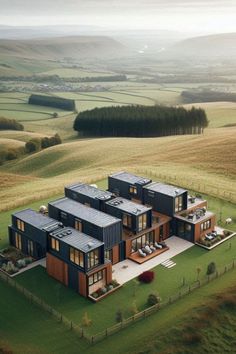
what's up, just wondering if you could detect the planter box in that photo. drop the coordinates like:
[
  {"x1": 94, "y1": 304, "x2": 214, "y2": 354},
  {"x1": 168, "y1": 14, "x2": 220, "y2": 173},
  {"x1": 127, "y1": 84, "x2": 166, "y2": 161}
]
[
  {"x1": 196, "y1": 232, "x2": 235, "y2": 250},
  {"x1": 88, "y1": 284, "x2": 122, "y2": 303}
]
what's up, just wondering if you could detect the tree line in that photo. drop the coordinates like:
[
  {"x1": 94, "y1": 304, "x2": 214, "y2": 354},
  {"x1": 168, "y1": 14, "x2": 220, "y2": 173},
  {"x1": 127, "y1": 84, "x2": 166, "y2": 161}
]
[
  {"x1": 29, "y1": 94, "x2": 76, "y2": 111},
  {"x1": 25, "y1": 134, "x2": 62, "y2": 153},
  {"x1": 0, "y1": 117, "x2": 24, "y2": 131},
  {"x1": 182, "y1": 89, "x2": 236, "y2": 103},
  {"x1": 73, "y1": 105, "x2": 208, "y2": 137}
]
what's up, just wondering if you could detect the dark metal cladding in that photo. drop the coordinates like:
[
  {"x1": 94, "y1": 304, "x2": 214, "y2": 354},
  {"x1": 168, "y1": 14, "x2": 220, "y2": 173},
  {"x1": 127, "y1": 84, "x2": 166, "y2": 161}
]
[{"x1": 108, "y1": 171, "x2": 152, "y2": 201}]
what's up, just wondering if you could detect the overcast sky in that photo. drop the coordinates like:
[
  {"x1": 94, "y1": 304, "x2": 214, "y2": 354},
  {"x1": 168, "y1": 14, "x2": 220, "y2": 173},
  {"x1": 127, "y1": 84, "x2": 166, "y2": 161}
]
[{"x1": 0, "y1": 0, "x2": 236, "y2": 33}]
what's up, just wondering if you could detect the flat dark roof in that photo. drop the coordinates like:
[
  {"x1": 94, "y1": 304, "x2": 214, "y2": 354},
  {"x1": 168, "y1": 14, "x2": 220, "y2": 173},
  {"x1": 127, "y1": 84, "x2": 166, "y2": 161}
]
[
  {"x1": 13, "y1": 209, "x2": 61, "y2": 230},
  {"x1": 49, "y1": 197, "x2": 121, "y2": 227},
  {"x1": 66, "y1": 183, "x2": 113, "y2": 201},
  {"x1": 106, "y1": 197, "x2": 151, "y2": 216},
  {"x1": 109, "y1": 171, "x2": 151, "y2": 186},
  {"x1": 50, "y1": 227, "x2": 103, "y2": 253},
  {"x1": 144, "y1": 182, "x2": 187, "y2": 197}
]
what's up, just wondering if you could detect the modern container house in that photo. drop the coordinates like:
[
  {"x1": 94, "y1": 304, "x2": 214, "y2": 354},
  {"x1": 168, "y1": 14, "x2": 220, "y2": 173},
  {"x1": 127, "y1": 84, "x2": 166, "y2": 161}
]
[
  {"x1": 47, "y1": 227, "x2": 112, "y2": 297},
  {"x1": 142, "y1": 182, "x2": 188, "y2": 217},
  {"x1": 65, "y1": 183, "x2": 114, "y2": 212},
  {"x1": 9, "y1": 209, "x2": 63, "y2": 259},
  {"x1": 108, "y1": 171, "x2": 151, "y2": 202},
  {"x1": 48, "y1": 197, "x2": 122, "y2": 264}
]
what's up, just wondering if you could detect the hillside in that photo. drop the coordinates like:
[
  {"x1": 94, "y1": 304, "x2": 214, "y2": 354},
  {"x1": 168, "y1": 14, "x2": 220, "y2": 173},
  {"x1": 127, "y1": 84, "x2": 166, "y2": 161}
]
[
  {"x1": 0, "y1": 127, "x2": 235, "y2": 211},
  {"x1": 0, "y1": 36, "x2": 127, "y2": 60},
  {"x1": 166, "y1": 32, "x2": 236, "y2": 59}
]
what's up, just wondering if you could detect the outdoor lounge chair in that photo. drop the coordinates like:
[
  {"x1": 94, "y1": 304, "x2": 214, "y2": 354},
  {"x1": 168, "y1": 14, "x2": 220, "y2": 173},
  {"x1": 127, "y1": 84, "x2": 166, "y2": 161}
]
[
  {"x1": 154, "y1": 242, "x2": 162, "y2": 249},
  {"x1": 144, "y1": 245, "x2": 152, "y2": 254},
  {"x1": 138, "y1": 249, "x2": 146, "y2": 257},
  {"x1": 149, "y1": 244, "x2": 156, "y2": 252}
]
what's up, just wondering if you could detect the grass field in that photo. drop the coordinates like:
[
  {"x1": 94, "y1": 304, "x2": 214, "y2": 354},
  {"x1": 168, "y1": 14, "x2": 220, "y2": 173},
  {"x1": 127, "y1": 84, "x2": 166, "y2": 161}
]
[
  {"x1": 0, "y1": 280, "x2": 87, "y2": 354},
  {"x1": 183, "y1": 101, "x2": 236, "y2": 128},
  {"x1": 0, "y1": 259, "x2": 235, "y2": 354},
  {"x1": 16, "y1": 234, "x2": 236, "y2": 336},
  {"x1": 0, "y1": 125, "x2": 235, "y2": 211}
]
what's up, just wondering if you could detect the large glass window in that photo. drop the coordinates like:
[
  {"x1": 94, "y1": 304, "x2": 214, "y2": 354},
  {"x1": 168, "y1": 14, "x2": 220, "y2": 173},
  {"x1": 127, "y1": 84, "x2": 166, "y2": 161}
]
[
  {"x1": 88, "y1": 270, "x2": 103, "y2": 286},
  {"x1": 75, "y1": 218, "x2": 82, "y2": 232},
  {"x1": 15, "y1": 232, "x2": 22, "y2": 250},
  {"x1": 123, "y1": 213, "x2": 132, "y2": 228},
  {"x1": 175, "y1": 195, "x2": 184, "y2": 213},
  {"x1": 200, "y1": 219, "x2": 211, "y2": 232},
  {"x1": 27, "y1": 240, "x2": 34, "y2": 256},
  {"x1": 50, "y1": 237, "x2": 60, "y2": 252},
  {"x1": 131, "y1": 232, "x2": 154, "y2": 253},
  {"x1": 87, "y1": 249, "x2": 100, "y2": 269},
  {"x1": 70, "y1": 247, "x2": 84, "y2": 268},
  {"x1": 138, "y1": 213, "x2": 147, "y2": 231},
  {"x1": 16, "y1": 219, "x2": 25, "y2": 232},
  {"x1": 129, "y1": 185, "x2": 137, "y2": 195},
  {"x1": 105, "y1": 248, "x2": 112, "y2": 262}
]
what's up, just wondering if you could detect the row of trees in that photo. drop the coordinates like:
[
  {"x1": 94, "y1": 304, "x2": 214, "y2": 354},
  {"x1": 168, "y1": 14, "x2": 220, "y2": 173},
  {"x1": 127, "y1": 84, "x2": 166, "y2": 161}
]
[
  {"x1": 25, "y1": 134, "x2": 62, "y2": 153},
  {"x1": 0, "y1": 134, "x2": 62, "y2": 165},
  {"x1": 29, "y1": 94, "x2": 76, "y2": 111},
  {"x1": 0, "y1": 117, "x2": 24, "y2": 131},
  {"x1": 182, "y1": 89, "x2": 236, "y2": 103},
  {"x1": 73, "y1": 105, "x2": 208, "y2": 137},
  {"x1": 64, "y1": 74, "x2": 127, "y2": 83}
]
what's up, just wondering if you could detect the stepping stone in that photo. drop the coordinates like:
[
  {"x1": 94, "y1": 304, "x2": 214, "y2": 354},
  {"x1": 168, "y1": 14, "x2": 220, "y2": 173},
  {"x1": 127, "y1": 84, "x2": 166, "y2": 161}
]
[{"x1": 167, "y1": 263, "x2": 177, "y2": 269}]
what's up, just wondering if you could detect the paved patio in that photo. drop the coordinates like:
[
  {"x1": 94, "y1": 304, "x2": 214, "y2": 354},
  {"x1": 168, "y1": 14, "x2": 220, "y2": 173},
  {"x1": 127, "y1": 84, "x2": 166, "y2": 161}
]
[{"x1": 112, "y1": 236, "x2": 194, "y2": 285}]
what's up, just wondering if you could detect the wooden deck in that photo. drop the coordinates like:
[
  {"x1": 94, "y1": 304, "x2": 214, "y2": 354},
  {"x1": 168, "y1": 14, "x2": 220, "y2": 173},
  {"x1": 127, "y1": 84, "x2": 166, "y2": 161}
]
[{"x1": 128, "y1": 246, "x2": 169, "y2": 264}]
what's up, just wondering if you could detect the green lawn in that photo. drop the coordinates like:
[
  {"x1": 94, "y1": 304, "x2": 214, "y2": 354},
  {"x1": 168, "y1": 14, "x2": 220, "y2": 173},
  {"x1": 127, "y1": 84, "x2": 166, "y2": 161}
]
[
  {"x1": 16, "y1": 235, "x2": 236, "y2": 336},
  {"x1": 1, "y1": 262, "x2": 236, "y2": 354},
  {"x1": 0, "y1": 280, "x2": 88, "y2": 354}
]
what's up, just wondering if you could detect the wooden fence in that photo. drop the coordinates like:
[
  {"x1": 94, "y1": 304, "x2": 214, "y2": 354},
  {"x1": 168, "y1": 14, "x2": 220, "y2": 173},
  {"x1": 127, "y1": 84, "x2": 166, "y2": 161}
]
[
  {"x1": 136, "y1": 168, "x2": 236, "y2": 204},
  {"x1": 0, "y1": 259, "x2": 235, "y2": 345}
]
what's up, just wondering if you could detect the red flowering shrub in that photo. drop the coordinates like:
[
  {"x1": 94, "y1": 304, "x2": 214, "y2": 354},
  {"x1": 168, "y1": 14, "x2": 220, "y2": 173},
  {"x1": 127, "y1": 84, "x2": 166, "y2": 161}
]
[{"x1": 138, "y1": 271, "x2": 154, "y2": 283}]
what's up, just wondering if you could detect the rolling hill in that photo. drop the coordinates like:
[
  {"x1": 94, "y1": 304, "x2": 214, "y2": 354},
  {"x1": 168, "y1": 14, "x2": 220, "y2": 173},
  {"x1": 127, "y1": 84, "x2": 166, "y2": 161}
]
[
  {"x1": 0, "y1": 36, "x2": 128, "y2": 60},
  {"x1": 166, "y1": 32, "x2": 236, "y2": 59}
]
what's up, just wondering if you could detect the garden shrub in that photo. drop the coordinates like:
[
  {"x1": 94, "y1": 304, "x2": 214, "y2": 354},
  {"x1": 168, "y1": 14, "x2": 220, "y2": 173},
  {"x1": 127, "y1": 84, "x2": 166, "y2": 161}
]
[
  {"x1": 207, "y1": 262, "x2": 216, "y2": 275},
  {"x1": 147, "y1": 293, "x2": 161, "y2": 307},
  {"x1": 138, "y1": 271, "x2": 154, "y2": 283}
]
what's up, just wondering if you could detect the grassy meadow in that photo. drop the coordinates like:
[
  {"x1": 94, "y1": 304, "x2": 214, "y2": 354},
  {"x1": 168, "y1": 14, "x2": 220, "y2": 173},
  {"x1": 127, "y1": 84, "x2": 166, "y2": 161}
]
[{"x1": 16, "y1": 236, "x2": 236, "y2": 335}]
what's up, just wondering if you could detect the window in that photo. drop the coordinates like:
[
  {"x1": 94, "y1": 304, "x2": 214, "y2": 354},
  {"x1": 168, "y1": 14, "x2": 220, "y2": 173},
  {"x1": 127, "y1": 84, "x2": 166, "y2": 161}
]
[
  {"x1": 87, "y1": 249, "x2": 100, "y2": 269},
  {"x1": 148, "y1": 190, "x2": 155, "y2": 198},
  {"x1": 138, "y1": 213, "x2": 147, "y2": 231},
  {"x1": 131, "y1": 232, "x2": 154, "y2": 253},
  {"x1": 27, "y1": 240, "x2": 34, "y2": 256},
  {"x1": 175, "y1": 195, "x2": 183, "y2": 213},
  {"x1": 123, "y1": 213, "x2": 132, "y2": 228},
  {"x1": 88, "y1": 270, "x2": 103, "y2": 286},
  {"x1": 16, "y1": 219, "x2": 25, "y2": 231},
  {"x1": 70, "y1": 247, "x2": 84, "y2": 268},
  {"x1": 75, "y1": 218, "x2": 82, "y2": 232},
  {"x1": 200, "y1": 219, "x2": 211, "y2": 232},
  {"x1": 105, "y1": 248, "x2": 112, "y2": 262},
  {"x1": 60, "y1": 211, "x2": 67, "y2": 222},
  {"x1": 129, "y1": 185, "x2": 137, "y2": 195},
  {"x1": 15, "y1": 232, "x2": 22, "y2": 250},
  {"x1": 50, "y1": 237, "x2": 60, "y2": 252}
]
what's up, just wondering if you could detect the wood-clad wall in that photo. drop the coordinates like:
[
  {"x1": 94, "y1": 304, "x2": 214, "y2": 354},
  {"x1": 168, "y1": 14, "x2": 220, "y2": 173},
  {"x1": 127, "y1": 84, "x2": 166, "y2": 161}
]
[
  {"x1": 78, "y1": 271, "x2": 87, "y2": 297},
  {"x1": 46, "y1": 253, "x2": 68, "y2": 286},
  {"x1": 112, "y1": 244, "x2": 119, "y2": 264},
  {"x1": 194, "y1": 215, "x2": 216, "y2": 242}
]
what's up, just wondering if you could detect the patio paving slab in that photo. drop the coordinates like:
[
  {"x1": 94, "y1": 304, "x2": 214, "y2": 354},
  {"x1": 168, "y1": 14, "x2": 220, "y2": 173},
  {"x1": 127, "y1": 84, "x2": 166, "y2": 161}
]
[{"x1": 112, "y1": 236, "x2": 194, "y2": 285}]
